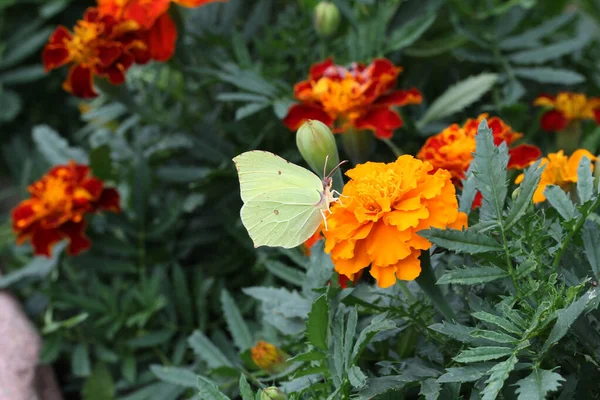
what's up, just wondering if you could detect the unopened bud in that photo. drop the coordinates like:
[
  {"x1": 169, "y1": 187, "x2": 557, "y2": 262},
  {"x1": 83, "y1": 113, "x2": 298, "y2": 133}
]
[
  {"x1": 261, "y1": 387, "x2": 287, "y2": 400},
  {"x1": 511, "y1": 187, "x2": 520, "y2": 201},
  {"x1": 313, "y1": 1, "x2": 341, "y2": 38},
  {"x1": 251, "y1": 341, "x2": 290, "y2": 374},
  {"x1": 296, "y1": 120, "x2": 340, "y2": 176}
]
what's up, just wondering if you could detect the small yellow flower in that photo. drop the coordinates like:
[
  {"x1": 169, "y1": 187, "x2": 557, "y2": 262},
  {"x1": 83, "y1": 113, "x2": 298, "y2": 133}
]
[
  {"x1": 250, "y1": 341, "x2": 289, "y2": 373},
  {"x1": 534, "y1": 93, "x2": 600, "y2": 132}
]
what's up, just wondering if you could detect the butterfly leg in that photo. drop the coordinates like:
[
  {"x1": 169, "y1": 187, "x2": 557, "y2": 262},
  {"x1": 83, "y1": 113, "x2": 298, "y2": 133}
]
[{"x1": 320, "y1": 209, "x2": 329, "y2": 231}]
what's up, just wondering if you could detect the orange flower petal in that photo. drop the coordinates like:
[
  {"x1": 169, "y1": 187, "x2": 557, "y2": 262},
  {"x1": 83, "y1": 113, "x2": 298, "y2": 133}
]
[
  {"x1": 366, "y1": 221, "x2": 412, "y2": 266},
  {"x1": 376, "y1": 88, "x2": 422, "y2": 107},
  {"x1": 147, "y1": 13, "x2": 178, "y2": 62},
  {"x1": 394, "y1": 250, "x2": 421, "y2": 280},
  {"x1": 369, "y1": 264, "x2": 398, "y2": 288}
]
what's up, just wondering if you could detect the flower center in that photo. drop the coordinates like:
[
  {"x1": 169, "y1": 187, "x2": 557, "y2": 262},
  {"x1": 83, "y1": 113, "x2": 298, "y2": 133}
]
[
  {"x1": 312, "y1": 75, "x2": 369, "y2": 119},
  {"x1": 555, "y1": 93, "x2": 592, "y2": 120},
  {"x1": 67, "y1": 20, "x2": 104, "y2": 66}
]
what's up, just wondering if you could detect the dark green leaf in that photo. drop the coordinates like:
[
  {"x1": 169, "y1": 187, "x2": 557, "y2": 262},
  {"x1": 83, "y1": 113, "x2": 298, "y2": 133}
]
[
  {"x1": 151, "y1": 365, "x2": 197, "y2": 388},
  {"x1": 582, "y1": 221, "x2": 600, "y2": 278},
  {"x1": 506, "y1": 159, "x2": 544, "y2": 229},
  {"x1": 82, "y1": 363, "x2": 115, "y2": 400},
  {"x1": 32, "y1": 125, "x2": 88, "y2": 165},
  {"x1": 437, "y1": 266, "x2": 508, "y2": 285},
  {"x1": 419, "y1": 228, "x2": 503, "y2": 254},
  {"x1": 351, "y1": 313, "x2": 395, "y2": 363},
  {"x1": 437, "y1": 363, "x2": 497, "y2": 383},
  {"x1": 513, "y1": 67, "x2": 585, "y2": 84},
  {"x1": 264, "y1": 260, "x2": 305, "y2": 286},
  {"x1": 576, "y1": 155, "x2": 594, "y2": 204},
  {"x1": 472, "y1": 311, "x2": 523, "y2": 335},
  {"x1": 454, "y1": 346, "x2": 514, "y2": 363},
  {"x1": 515, "y1": 368, "x2": 565, "y2": 400},
  {"x1": 221, "y1": 289, "x2": 253, "y2": 351},
  {"x1": 387, "y1": 14, "x2": 436, "y2": 52},
  {"x1": 197, "y1": 376, "x2": 231, "y2": 400},
  {"x1": 89, "y1": 144, "x2": 113, "y2": 181},
  {"x1": 239, "y1": 374, "x2": 254, "y2": 400},
  {"x1": 188, "y1": 331, "x2": 234, "y2": 368},
  {"x1": 509, "y1": 35, "x2": 591, "y2": 64},
  {"x1": 306, "y1": 294, "x2": 329, "y2": 351},
  {"x1": 481, "y1": 354, "x2": 518, "y2": 400},
  {"x1": 544, "y1": 185, "x2": 577, "y2": 221},
  {"x1": 72, "y1": 344, "x2": 92, "y2": 377}
]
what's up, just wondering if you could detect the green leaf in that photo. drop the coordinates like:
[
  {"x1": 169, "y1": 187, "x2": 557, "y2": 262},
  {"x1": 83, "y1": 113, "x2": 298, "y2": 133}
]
[
  {"x1": 32, "y1": 125, "x2": 88, "y2": 165},
  {"x1": 419, "y1": 228, "x2": 503, "y2": 254},
  {"x1": 541, "y1": 288, "x2": 600, "y2": 353},
  {"x1": 89, "y1": 144, "x2": 113, "y2": 181},
  {"x1": 420, "y1": 378, "x2": 441, "y2": 400},
  {"x1": 0, "y1": 65, "x2": 45, "y2": 85},
  {"x1": 72, "y1": 344, "x2": 92, "y2": 377},
  {"x1": 509, "y1": 35, "x2": 591, "y2": 64},
  {"x1": 0, "y1": 242, "x2": 65, "y2": 288},
  {"x1": 151, "y1": 365, "x2": 197, "y2": 388},
  {"x1": 0, "y1": 27, "x2": 53, "y2": 69},
  {"x1": 0, "y1": 88, "x2": 22, "y2": 122},
  {"x1": 348, "y1": 366, "x2": 368, "y2": 389},
  {"x1": 344, "y1": 307, "x2": 358, "y2": 369},
  {"x1": 351, "y1": 313, "x2": 396, "y2": 363},
  {"x1": 515, "y1": 368, "x2": 565, "y2": 400},
  {"x1": 188, "y1": 331, "x2": 234, "y2": 368},
  {"x1": 386, "y1": 14, "x2": 436, "y2": 52},
  {"x1": 416, "y1": 73, "x2": 498, "y2": 128},
  {"x1": 405, "y1": 34, "x2": 468, "y2": 57},
  {"x1": 437, "y1": 266, "x2": 508, "y2": 285},
  {"x1": 544, "y1": 185, "x2": 577, "y2": 221},
  {"x1": 577, "y1": 156, "x2": 594, "y2": 204},
  {"x1": 513, "y1": 67, "x2": 585, "y2": 84},
  {"x1": 459, "y1": 168, "x2": 477, "y2": 214},
  {"x1": 306, "y1": 294, "x2": 329, "y2": 351},
  {"x1": 481, "y1": 354, "x2": 518, "y2": 400},
  {"x1": 235, "y1": 102, "x2": 270, "y2": 120},
  {"x1": 264, "y1": 260, "x2": 305, "y2": 286},
  {"x1": 470, "y1": 329, "x2": 518, "y2": 344},
  {"x1": 499, "y1": 13, "x2": 575, "y2": 50},
  {"x1": 239, "y1": 374, "x2": 254, "y2": 400},
  {"x1": 454, "y1": 346, "x2": 513, "y2": 363},
  {"x1": 82, "y1": 363, "x2": 115, "y2": 400},
  {"x1": 173, "y1": 264, "x2": 194, "y2": 328},
  {"x1": 472, "y1": 311, "x2": 523, "y2": 335},
  {"x1": 221, "y1": 289, "x2": 253, "y2": 351},
  {"x1": 582, "y1": 221, "x2": 600, "y2": 278},
  {"x1": 429, "y1": 322, "x2": 477, "y2": 343},
  {"x1": 357, "y1": 376, "x2": 406, "y2": 399},
  {"x1": 437, "y1": 363, "x2": 497, "y2": 383},
  {"x1": 288, "y1": 350, "x2": 327, "y2": 362},
  {"x1": 197, "y1": 376, "x2": 231, "y2": 400},
  {"x1": 506, "y1": 159, "x2": 544, "y2": 229},
  {"x1": 472, "y1": 120, "x2": 508, "y2": 222}
]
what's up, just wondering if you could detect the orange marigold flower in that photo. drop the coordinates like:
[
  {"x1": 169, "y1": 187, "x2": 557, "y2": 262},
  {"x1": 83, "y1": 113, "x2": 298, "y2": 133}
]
[
  {"x1": 250, "y1": 341, "x2": 289, "y2": 373},
  {"x1": 323, "y1": 156, "x2": 468, "y2": 288},
  {"x1": 534, "y1": 93, "x2": 600, "y2": 132},
  {"x1": 98, "y1": 0, "x2": 225, "y2": 62},
  {"x1": 283, "y1": 58, "x2": 422, "y2": 139},
  {"x1": 11, "y1": 161, "x2": 120, "y2": 257},
  {"x1": 42, "y1": 7, "x2": 149, "y2": 98},
  {"x1": 417, "y1": 114, "x2": 541, "y2": 183},
  {"x1": 515, "y1": 149, "x2": 597, "y2": 203}
]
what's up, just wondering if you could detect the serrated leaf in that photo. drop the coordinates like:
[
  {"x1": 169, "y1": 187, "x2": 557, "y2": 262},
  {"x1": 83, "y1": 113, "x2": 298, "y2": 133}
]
[
  {"x1": 386, "y1": 14, "x2": 436, "y2": 52},
  {"x1": 344, "y1": 307, "x2": 358, "y2": 369},
  {"x1": 459, "y1": 168, "x2": 477, "y2": 214},
  {"x1": 541, "y1": 288, "x2": 600, "y2": 353},
  {"x1": 356, "y1": 376, "x2": 406, "y2": 399},
  {"x1": 454, "y1": 346, "x2": 513, "y2": 363},
  {"x1": 506, "y1": 159, "x2": 544, "y2": 229},
  {"x1": 429, "y1": 322, "x2": 477, "y2": 343},
  {"x1": 239, "y1": 374, "x2": 254, "y2": 400},
  {"x1": 472, "y1": 311, "x2": 523, "y2": 335},
  {"x1": 197, "y1": 376, "x2": 231, "y2": 400},
  {"x1": 544, "y1": 185, "x2": 577, "y2": 221},
  {"x1": 582, "y1": 221, "x2": 600, "y2": 279},
  {"x1": 420, "y1": 378, "x2": 441, "y2": 400},
  {"x1": 188, "y1": 331, "x2": 233, "y2": 368},
  {"x1": 82, "y1": 363, "x2": 115, "y2": 400},
  {"x1": 515, "y1": 368, "x2": 565, "y2": 400},
  {"x1": 437, "y1": 363, "x2": 497, "y2": 383},
  {"x1": 577, "y1": 156, "x2": 594, "y2": 204},
  {"x1": 348, "y1": 366, "x2": 368, "y2": 389},
  {"x1": 306, "y1": 294, "x2": 329, "y2": 351},
  {"x1": 416, "y1": 73, "x2": 498, "y2": 128},
  {"x1": 221, "y1": 289, "x2": 253, "y2": 351},
  {"x1": 437, "y1": 266, "x2": 508, "y2": 285},
  {"x1": 481, "y1": 354, "x2": 518, "y2": 400},
  {"x1": 516, "y1": 259, "x2": 537, "y2": 278},
  {"x1": 351, "y1": 313, "x2": 396, "y2": 363},
  {"x1": 509, "y1": 35, "x2": 591, "y2": 64},
  {"x1": 235, "y1": 102, "x2": 269, "y2": 120},
  {"x1": 499, "y1": 13, "x2": 575, "y2": 50},
  {"x1": 151, "y1": 365, "x2": 197, "y2": 388},
  {"x1": 472, "y1": 120, "x2": 508, "y2": 222},
  {"x1": 264, "y1": 260, "x2": 305, "y2": 286},
  {"x1": 419, "y1": 228, "x2": 503, "y2": 254},
  {"x1": 32, "y1": 125, "x2": 88, "y2": 165},
  {"x1": 470, "y1": 329, "x2": 518, "y2": 344},
  {"x1": 513, "y1": 67, "x2": 585, "y2": 84},
  {"x1": 288, "y1": 350, "x2": 327, "y2": 362}
]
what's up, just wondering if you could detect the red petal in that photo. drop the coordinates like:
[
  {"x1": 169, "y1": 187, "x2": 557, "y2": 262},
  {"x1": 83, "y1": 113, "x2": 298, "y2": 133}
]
[
  {"x1": 595, "y1": 108, "x2": 600, "y2": 125},
  {"x1": 81, "y1": 178, "x2": 104, "y2": 201},
  {"x1": 61, "y1": 220, "x2": 91, "y2": 256},
  {"x1": 471, "y1": 192, "x2": 482, "y2": 209},
  {"x1": 64, "y1": 65, "x2": 98, "y2": 99},
  {"x1": 309, "y1": 57, "x2": 334, "y2": 80},
  {"x1": 84, "y1": 7, "x2": 101, "y2": 22},
  {"x1": 173, "y1": 0, "x2": 226, "y2": 6},
  {"x1": 125, "y1": 0, "x2": 171, "y2": 29},
  {"x1": 97, "y1": 43, "x2": 122, "y2": 67},
  {"x1": 368, "y1": 58, "x2": 397, "y2": 79},
  {"x1": 42, "y1": 27, "x2": 72, "y2": 71},
  {"x1": 507, "y1": 144, "x2": 542, "y2": 169},
  {"x1": 97, "y1": 188, "x2": 121, "y2": 212},
  {"x1": 12, "y1": 201, "x2": 38, "y2": 231},
  {"x1": 354, "y1": 107, "x2": 403, "y2": 139},
  {"x1": 147, "y1": 13, "x2": 178, "y2": 62},
  {"x1": 293, "y1": 80, "x2": 313, "y2": 100},
  {"x1": 282, "y1": 104, "x2": 333, "y2": 130},
  {"x1": 375, "y1": 88, "x2": 422, "y2": 107},
  {"x1": 31, "y1": 227, "x2": 64, "y2": 257},
  {"x1": 540, "y1": 110, "x2": 568, "y2": 132}
]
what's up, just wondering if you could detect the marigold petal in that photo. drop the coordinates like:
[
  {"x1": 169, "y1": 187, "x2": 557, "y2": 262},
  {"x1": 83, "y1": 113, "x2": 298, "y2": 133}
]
[
  {"x1": 533, "y1": 94, "x2": 556, "y2": 107},
  {"x1": 282, "y1": 104, "x2": 333, "y2": 131},
  {"x1": 309, "y1": 57, "x2": 334, "y2": 80},
  {"x1": 507, "y1": 144, "x2": 542, "y2": 169},
  {"x1": 64, "y1": 65, "x2": 97, "y2": 99},
  {"x1": 568, "y1": 149, "x2": 597, "y2": 173},
  {"x1": 125, "y1": 0, "x2": 170, "y2": 29},
  {"x1": 61, "y1": 220, "x2": 91, "y2": 256},
  {"x1": 173, "y1": 0, "x2": 225, "y2": 6},
  {"x1": 42, "y1": 27, "x2": 72, "y2": 71},
  {"x1": 31, "y1": 227, "x2": 64, "y2": 257},
  {"x1": 354, "y1": 107, "x2": 403, "y2": 139},
  {"x1": 333, "y1": 239, "x2": 371, "y2": 276},
  {"x1": 369, "y1": 264, "x2": 397, "y2": 288},
  {"x1": 375, "y1": 88, "x2": 422, "y2": 107},
  {"x1": 540, "y1": 110, "x2": 568, "y2": 132},
  {"x1": 366, "y1": 221, "x2": 412, "y2": 266},
  {"x1": 147, "y1": 13, "x2": 178, "y2": 62},
  {"x1": 394, "y1": 250, "x2": 421, "y2": 280}
]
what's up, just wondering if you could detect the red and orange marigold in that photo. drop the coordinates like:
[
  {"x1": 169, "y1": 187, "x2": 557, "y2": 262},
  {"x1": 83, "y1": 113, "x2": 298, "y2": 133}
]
[
  {"x1": 417, "y1": 114, "x2": 541, "y2": 183},
  {"x1": 323, "y1": 156, "x2": 468, "y2": 289},
  {"x1": 12, "y1": 162, "x2": 120, "y2": 257},
  {"x1": 534, "y1": 93, "x2": 600, "y2": 132},
  {"x1": 283, "y1": 57, "x2": 422, "y2": 139}
]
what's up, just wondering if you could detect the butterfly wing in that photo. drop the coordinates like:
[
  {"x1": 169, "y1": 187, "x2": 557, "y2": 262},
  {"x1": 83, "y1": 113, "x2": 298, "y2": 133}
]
[{"x1": 233, "y1": 151, "x2": 325, "y2": 248}]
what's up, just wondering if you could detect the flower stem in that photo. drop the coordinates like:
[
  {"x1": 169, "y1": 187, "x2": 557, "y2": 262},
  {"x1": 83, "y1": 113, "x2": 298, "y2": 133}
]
[
  {"x1": 557, "y1": 121, "x2": 582, "y2": 154},
  {"x1": 341, "y1": 128, "x2": 375, "y2": 165},
  {"x1": 381, "y1": 138, "x2": 403, "y2": 158},
  {"x1": 415, "y1": 251, "x2": 457, "y2": 321}
]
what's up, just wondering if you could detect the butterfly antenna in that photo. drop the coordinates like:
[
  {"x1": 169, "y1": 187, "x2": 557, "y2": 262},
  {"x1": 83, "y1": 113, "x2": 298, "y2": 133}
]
[
  {"x1": 326, "y1": 159, "x2": 349, "y2": 179},
  {"x1": 323, "y1": 155, "x2": 330, "y2": 178}
]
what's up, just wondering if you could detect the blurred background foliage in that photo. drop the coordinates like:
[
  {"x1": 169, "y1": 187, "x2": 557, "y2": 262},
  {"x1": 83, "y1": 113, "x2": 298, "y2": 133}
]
[{"x1": 2, "y1": 0, "x2": 600, "y2": 398}]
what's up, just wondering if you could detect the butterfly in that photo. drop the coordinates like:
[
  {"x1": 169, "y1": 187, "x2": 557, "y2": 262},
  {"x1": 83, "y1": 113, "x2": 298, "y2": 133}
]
[{"x1": 233, "y1": 150, "x2": 346, "y2": 248}]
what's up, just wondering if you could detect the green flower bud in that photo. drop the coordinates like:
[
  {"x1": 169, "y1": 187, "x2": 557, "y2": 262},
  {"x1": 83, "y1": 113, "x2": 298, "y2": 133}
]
[
  {"x1": 511, "y1": 187, "x2": 520, "y2": 201},
  {"x1": 296, "y1": 120, "x2": 340, "y2": 177},
  {"x1": 261, "y1": 387, "x2": 286, "y2": 400},
  {"x1": 313, "y1": 1, "x2": 341, "y2": 38}
]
